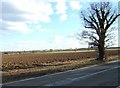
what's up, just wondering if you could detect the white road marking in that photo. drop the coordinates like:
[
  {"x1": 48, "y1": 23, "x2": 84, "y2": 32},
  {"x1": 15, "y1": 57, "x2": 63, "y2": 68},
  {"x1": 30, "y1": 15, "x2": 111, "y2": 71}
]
[
  {"x1": 3, "y1": 60, "x2": 119, "y2": 85},
  {"x1": 44, "y1": 66, "x2": 120, "y2": 86},
  {"x1": 116, "y1": 85, "x2": 120, "y2": 88}
]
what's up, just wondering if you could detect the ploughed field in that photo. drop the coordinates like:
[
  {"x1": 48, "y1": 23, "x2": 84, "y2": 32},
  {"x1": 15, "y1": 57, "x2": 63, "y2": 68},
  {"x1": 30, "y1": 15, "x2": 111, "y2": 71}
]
[{"x1": 2, "y1": 50, "x2": 118, "y2": 71}]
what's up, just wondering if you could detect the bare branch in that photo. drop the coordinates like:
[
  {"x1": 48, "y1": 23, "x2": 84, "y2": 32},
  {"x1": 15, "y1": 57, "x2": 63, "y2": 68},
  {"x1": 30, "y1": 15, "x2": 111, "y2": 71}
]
[{"x1": 78, "y1": 2, "x2": 119, "y2": 60}]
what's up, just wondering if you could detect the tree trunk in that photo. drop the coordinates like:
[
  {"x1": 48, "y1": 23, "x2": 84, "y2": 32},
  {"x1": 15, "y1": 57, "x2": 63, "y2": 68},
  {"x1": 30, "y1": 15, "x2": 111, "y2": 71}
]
[{"x1": 97, "y1": 38, "x2": 105, "y2": 61}]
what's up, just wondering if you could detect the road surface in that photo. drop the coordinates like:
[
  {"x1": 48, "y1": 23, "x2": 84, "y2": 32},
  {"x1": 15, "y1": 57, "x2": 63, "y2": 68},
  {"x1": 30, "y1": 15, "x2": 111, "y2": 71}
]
[{"x1": 2, "y1": 60, "x2": 120, "y2": 87}]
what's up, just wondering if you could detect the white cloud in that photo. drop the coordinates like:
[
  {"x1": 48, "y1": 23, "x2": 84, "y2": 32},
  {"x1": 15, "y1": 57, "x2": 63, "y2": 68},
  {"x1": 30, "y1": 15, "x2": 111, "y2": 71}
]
[
  {"x1": 4, "y1": 0, "x2": 53, "y2": 23},
  {"x1": 0, "y1": 19, "x2": 2, "y2": 23},
  {"x1": 37, "y1": 27, "x2": 50, "y2": 32},
  {"x1": 0, "y1": 35, "x2": 87, "y2": 51},
  {"x1": 39, "y1": 28, "x2": 50, "y2": 32},
  {"x1": 52, "y1": 35, "x2": 87, "y2": 49},
  {"x1": 28, "y1": 21, "x2": 50, "y2": 32},
  {"x1": 1, "y1": 0, "x2": 54, "y2": 34},
  {"x1": 53, "y1": 0, "x2": 68, "y2": 21},
  {"x1": 65, "y1": 38, "x2": 84, "y2": 49},
  {"x1": 60, "y1": 14, "x2": 67, "y2": 21},
  {"x1": 1, "y1": 40, "x2": 50, "y2": 51},
  {"x1": 22, "y1": 1, "x2": 53, "y2": 23},
  {"x1": 70, "y1": 0, "x2": 82, "y2": 10},
  {"x1": 55, "y1": 0, "x2": 68, "y2": 15},
  {"x1": 53, "y1": 35, "x2": 63, "y2": 44},
  {"x1": 5, "y1": 21, "x2": 33, "y2": 33}
]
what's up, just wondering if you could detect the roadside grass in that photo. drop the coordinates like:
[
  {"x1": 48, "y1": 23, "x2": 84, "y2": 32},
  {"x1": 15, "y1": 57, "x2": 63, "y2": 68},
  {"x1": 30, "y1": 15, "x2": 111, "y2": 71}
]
[
  {"x1": 105, "y1": 55, "x2": 119, "y2": 61},
  {"x1": 2, "y1": 55, "x2": 119, "y2": 83}
]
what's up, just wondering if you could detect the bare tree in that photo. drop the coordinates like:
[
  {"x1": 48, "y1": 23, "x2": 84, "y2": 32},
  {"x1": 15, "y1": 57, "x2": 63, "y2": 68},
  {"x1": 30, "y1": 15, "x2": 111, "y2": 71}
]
[{"x1": 79, "y1": 2, "x2": 120, "y2": 61}]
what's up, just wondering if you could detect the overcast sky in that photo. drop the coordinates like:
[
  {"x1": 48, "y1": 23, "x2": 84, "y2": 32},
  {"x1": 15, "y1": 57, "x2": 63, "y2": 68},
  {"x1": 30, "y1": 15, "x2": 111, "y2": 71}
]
[{"x1": 0, "y1": 0, "x2": 119, "y2": 51}]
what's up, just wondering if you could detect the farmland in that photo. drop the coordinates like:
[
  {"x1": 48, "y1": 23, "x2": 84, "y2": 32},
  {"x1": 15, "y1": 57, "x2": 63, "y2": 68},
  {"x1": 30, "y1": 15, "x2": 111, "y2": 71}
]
[
  {"x1": 2, "y1": 48, "x2": 119, "y2": 83},
  {"x1": 2, "y1": 49, "x2": 118, "y2": 71}
]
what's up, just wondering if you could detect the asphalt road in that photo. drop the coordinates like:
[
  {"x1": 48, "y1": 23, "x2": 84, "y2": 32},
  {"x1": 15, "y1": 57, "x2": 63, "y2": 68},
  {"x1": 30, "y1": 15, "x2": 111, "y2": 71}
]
[{"x1": 2, "y1": 60, "x2": 120, "y2": 87}]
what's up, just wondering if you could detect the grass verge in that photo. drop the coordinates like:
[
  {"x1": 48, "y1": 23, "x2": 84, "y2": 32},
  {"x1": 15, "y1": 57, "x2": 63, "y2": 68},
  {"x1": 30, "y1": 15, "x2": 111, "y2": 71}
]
[{"x1": 2, "y1": 55, "x2": 119, "y2": 83}]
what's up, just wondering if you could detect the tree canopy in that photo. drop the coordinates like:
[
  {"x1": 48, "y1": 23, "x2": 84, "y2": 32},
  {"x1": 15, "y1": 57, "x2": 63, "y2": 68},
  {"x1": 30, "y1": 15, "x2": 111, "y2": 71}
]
[{"x1": 79, "y1": 2, "x2": 120, "y2": 61}]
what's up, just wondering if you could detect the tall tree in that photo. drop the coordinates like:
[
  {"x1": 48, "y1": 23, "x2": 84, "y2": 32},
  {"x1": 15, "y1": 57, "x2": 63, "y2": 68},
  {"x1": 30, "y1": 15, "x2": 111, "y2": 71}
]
[{"x1": 80, "y1": 2, "x2": 120, "y2": 61}]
